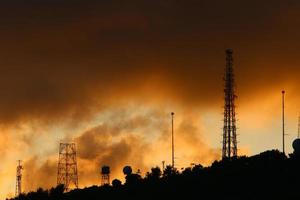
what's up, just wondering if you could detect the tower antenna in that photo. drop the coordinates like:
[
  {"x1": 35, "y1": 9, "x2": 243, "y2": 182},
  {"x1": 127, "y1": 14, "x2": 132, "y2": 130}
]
[
  {"x1": 57, "y1": 142, "x2": 79, "y2": 191},
  {"x1": 15, "y1": 160, "x2": 23, "y2": 197},
  {"x1": 171, "y1": 112, "x2": 175, "y2": 168},
  {"x1": 222, "y1": 49, "x2": 238, "y2": 159},
  {"x1": 282, "y1": 90, "x2": 285, "y2": 154}
]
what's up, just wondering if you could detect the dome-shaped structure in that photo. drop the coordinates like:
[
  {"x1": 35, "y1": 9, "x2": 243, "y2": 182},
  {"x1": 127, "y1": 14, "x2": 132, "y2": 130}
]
[
  {"x1": 112, "y1": 179, "x2": 122, "y2": 187},
  {"x1": 293, "y1": 139, "x2": 300, "y2": 154},
  {"x1": 123, "y1": 166, "x2": 132, "y2": 175}
]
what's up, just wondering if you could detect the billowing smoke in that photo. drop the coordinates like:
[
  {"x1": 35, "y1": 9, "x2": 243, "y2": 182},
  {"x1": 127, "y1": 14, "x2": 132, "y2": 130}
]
[
  {"x1": 21, "y1": 107, "x2": 219, "y2": 191},
  {"x1": 23, "y1": 157, "x2": 57, "y2": 191},
  {"x1": 1, "y1": 0, "x2": 300, "y2": 198}
]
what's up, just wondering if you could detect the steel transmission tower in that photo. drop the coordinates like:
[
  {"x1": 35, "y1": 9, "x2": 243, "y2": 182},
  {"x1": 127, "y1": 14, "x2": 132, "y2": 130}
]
[
  {"x1": 15, "y1": 160, "x2": 23, "y2": 197},
  {"x1": 57, "y1": 142, "x2": 79, "y2": 191},
  {"x1": 222, "y1": 49, "x2": 238, "y2": 159}
]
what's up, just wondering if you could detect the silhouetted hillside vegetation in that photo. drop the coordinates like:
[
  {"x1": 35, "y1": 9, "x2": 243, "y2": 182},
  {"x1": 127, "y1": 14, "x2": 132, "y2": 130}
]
[{"x1": 10, "y1": 150, "x2": 300, "y2": 200}]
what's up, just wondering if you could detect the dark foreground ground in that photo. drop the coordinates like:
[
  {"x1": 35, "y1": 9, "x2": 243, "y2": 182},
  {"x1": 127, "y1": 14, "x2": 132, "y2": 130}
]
[{"x1": 10, "y1": 150, "x2": 300, "y2": 200}]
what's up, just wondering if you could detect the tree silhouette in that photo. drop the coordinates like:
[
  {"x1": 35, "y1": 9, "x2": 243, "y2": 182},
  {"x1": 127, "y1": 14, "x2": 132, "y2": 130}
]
[
  {"x1": 9, "y1": 150, "x2": 300, "y2": 200},
  {"x1": 162, "y1": 165, "x2": 178, "y2": 178},
  {"x1": 146, "y1": 167, "x2": 161, "y2": 180}
]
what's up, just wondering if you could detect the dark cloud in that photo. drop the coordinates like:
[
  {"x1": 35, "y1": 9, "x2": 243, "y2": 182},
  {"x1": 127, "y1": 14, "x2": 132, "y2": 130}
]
[
  {"x1": 2, "y1": 1, "x2": 300, "y2": 197},
  {"x1": 0, "y1": 0, "x2": 297, "y2": 124}
]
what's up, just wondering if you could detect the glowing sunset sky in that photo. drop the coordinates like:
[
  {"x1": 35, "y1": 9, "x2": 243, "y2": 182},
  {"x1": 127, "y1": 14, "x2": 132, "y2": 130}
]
[{"x1": 1, "y1": 0, "x2": 300, "y2": 198}]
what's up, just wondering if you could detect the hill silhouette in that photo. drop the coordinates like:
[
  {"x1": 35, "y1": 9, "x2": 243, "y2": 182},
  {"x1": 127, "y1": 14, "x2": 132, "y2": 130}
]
[{"x1": 10, "y1": 150, "x2": 300, "y2": 200}]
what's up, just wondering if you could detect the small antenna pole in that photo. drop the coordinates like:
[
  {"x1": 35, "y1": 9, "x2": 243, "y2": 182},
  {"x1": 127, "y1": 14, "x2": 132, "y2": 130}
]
[
  {"x1": 282, "y1": 90, "x2": 285, "y2": 154},
  {"x1": 171, "y1": 112, "x2": 175, "y2": 169}
]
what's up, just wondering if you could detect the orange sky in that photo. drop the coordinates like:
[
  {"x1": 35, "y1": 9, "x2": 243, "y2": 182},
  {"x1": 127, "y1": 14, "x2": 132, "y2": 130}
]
[{"x1": 1, "y1": 0, "x2": 300, "y2": 199}]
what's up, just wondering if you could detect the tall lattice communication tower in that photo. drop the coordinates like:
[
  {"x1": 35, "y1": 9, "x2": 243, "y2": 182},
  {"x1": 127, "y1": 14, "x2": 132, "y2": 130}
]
[
  {"x1": 15, "y1": 160, "x2": 23, "y2": 197},
  {"x1": 57, "y1": 142, "x2": 79, "y2": 191},
  {"x1": 222, "y1": 49, "x2": 238, "y2": 159}
]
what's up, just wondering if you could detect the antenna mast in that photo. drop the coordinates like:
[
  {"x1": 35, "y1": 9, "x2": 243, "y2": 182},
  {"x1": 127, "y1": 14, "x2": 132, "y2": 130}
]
[
  {"x1": 171, "y1": 112, "x2": 175, "y2": 168},
  {"x1": 15, "y1": 160, "x2": 23, "y2": 197},
  {"x1": 222, "y1": 49, "x2": 238, "y2": 159},
  {"x1": 282, "y1": 90, "x2": 285, "y2": 154}
]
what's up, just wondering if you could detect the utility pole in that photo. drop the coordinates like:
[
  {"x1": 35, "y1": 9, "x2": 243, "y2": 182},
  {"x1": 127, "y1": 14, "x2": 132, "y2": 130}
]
[
  {"x1": 171, "y1": 112, "x2": 175, "y2": 168},
  {"x1": 282, "y1": 90, "x2": 285, "y2": 154}
]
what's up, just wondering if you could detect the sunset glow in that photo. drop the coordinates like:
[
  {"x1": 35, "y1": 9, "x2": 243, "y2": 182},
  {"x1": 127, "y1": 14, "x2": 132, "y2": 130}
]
[{"x1": 0, "y1": 1, "x2": 300, "y2": 199}]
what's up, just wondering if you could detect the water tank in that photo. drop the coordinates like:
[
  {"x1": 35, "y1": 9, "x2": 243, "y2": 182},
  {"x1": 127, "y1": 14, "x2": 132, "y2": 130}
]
[{"x1": 101, "y1": 166, "x2": 110, "y2": 175}]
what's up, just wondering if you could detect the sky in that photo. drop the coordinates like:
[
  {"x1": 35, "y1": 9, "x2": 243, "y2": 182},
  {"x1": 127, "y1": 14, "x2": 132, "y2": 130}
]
[{"x1": 1, "y1": 0, "x2": 300, "y2": 198}]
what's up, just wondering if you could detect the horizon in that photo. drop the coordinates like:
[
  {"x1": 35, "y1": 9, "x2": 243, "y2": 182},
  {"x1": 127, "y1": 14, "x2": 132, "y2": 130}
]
[{"x1": 1, "y1": 0, "x2": 300, "y2": 199}]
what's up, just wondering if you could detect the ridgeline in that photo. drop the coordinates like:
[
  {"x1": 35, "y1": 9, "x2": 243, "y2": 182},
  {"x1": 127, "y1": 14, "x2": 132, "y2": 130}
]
[{"x1": 10, "y1": 150, "x2": 300, "y2": 200}]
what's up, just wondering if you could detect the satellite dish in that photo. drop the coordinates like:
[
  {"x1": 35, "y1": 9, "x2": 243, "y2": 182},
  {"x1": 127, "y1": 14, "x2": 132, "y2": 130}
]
[
  {"x1": 293, "y1": 139, "x2": 300, "y2": 154},
  {"x1": 101, "y1": 166, "x2": 110, "y2": 175},
  {"x1": 123, "y1": 166, "x2": 132, "y2": 175}
]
